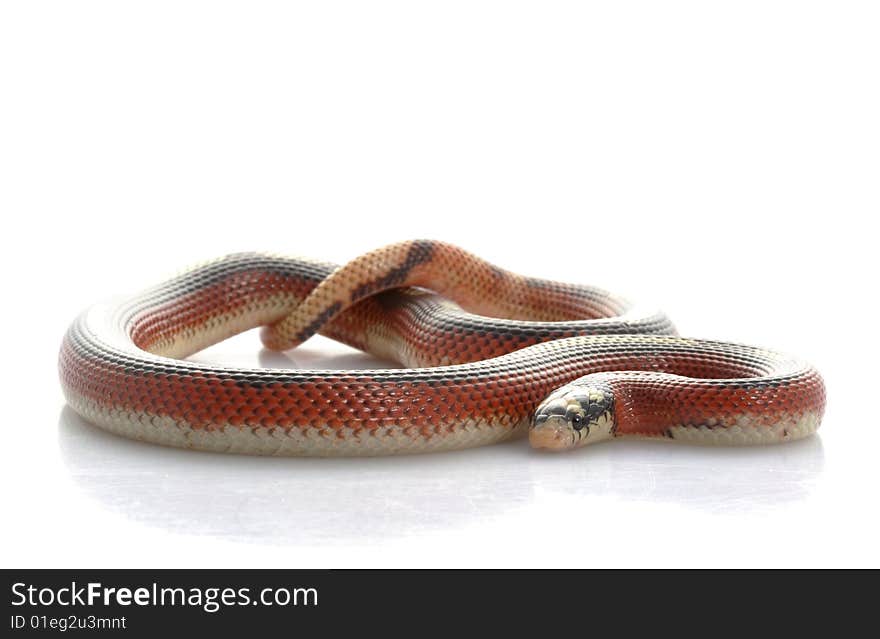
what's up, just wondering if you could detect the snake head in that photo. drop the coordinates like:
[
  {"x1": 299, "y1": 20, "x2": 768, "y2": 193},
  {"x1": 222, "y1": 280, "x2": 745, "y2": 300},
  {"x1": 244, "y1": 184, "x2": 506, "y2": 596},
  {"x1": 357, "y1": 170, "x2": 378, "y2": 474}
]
[{"x1": 529, "y1": 383, "x2": 616, "y2": 451}]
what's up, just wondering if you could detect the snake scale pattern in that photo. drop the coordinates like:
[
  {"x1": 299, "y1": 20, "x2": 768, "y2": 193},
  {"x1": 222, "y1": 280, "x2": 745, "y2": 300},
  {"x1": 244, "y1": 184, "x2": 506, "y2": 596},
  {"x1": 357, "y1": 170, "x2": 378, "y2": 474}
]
[{"x1": 59, "y1": 240, "x2": 826, "y2": 456}]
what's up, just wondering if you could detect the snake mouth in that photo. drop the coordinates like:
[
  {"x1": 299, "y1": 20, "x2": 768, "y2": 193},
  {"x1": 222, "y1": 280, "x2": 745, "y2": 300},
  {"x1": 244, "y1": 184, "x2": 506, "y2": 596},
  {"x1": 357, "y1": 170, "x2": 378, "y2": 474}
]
[{"x1": 529, "y1": 414, "x2": 575, "y2": 450}]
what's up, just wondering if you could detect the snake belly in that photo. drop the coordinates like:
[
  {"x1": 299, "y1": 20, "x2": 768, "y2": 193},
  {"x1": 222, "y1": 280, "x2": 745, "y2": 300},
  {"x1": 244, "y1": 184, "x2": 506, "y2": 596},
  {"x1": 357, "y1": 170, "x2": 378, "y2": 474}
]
[{"x1": 58, "y1": 240, "x2": 825, "y2": 456}]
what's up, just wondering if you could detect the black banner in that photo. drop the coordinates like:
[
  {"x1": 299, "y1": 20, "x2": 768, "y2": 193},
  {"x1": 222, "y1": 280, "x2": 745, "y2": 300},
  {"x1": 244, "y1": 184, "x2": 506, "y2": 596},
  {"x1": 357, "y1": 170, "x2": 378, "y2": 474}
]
[{"x1": 1, "y1": 569, "x2": 861, "y2": 635}]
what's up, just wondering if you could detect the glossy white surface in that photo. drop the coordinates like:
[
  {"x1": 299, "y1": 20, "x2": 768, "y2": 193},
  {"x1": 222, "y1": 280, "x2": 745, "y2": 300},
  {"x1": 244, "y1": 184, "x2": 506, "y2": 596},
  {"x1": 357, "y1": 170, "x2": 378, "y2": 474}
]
[{"x1": 1, "y1": 1, "x2": 877, "y2": 567}]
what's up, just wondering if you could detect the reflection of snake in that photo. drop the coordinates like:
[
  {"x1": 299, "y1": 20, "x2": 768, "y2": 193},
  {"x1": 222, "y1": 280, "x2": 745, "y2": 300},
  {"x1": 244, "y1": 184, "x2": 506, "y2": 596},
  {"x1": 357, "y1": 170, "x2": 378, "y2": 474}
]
[{"x1": 58, "y1": 240, "x2": 825, "y2": 456}]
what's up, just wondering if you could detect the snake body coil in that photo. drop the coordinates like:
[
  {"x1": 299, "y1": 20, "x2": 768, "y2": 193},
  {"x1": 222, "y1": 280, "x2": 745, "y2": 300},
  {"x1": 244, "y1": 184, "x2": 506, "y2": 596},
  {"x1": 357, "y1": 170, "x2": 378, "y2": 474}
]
[{"x1": 59, "y1": 240, "x2": 825, "y2": 456}]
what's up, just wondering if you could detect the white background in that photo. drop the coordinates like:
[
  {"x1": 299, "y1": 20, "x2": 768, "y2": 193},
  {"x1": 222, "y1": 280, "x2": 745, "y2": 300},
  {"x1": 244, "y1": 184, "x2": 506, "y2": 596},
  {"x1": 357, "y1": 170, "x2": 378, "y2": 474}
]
[{"x1": 1, "y1": 1, "x2": 877, "y2": 568}]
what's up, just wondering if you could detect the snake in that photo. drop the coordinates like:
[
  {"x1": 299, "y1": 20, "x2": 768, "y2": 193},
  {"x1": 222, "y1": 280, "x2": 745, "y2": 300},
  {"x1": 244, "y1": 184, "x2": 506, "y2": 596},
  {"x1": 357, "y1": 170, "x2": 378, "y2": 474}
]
[{"x1": 58, "y1": 240, "x2": 826, "y2": 456}]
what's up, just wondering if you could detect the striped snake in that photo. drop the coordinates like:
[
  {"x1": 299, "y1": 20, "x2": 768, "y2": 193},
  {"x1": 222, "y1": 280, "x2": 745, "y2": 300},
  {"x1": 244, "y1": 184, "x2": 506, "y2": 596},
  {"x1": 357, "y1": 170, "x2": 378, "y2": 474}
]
[{"x1": 59, "y1": 240, "x2": 826, "y2": 456}]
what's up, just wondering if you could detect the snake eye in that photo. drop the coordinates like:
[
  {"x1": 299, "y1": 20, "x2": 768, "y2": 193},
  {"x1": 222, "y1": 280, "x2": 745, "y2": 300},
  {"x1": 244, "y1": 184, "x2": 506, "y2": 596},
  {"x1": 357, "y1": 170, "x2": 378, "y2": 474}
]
[{"x1": 571, "y1": 413, "x2": 585, "y2": 430}]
